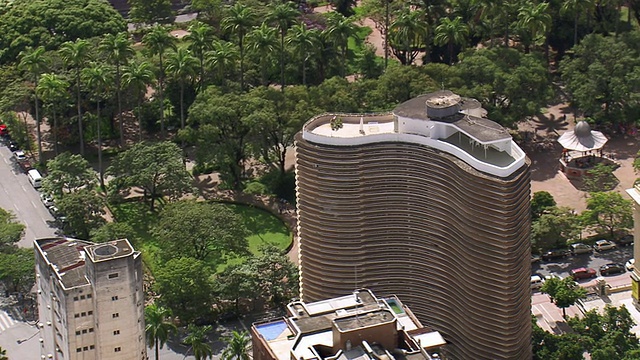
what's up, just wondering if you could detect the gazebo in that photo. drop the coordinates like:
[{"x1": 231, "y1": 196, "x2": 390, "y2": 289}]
[{"x1": 557, "y1": 121, "x2": 610, "y2": 178}]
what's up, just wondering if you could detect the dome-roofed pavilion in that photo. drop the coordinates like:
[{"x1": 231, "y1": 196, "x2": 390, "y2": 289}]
[{"x1": 557, "y1": 121, "x2": 612, "y2": 178}]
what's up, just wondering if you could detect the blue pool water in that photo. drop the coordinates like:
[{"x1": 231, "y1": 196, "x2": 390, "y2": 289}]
[{"x1": 256, "y1": 320, "x2": 288, "y2": 341}]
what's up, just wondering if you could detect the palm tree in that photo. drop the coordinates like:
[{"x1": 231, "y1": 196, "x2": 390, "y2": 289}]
[
  {"x1": 122, "y1": 61, "x2": 155, "y2": 141},
  {"x1": 143, "y1": 25, "x2": 177, "y2": 139},
  {"x1": 325, "y1": 13, "x2": 358, "y2": 78},
  {"x1": 247, "y1": 22, "x2": 279, "y2": 86},
  {"x1": 165, "y1": 48, "x2": 198, "y2": 137},
  {"x1": 205, "y1": 40, "x2": 238, "y2": 85},
  {"x1": 184, "y1": 324, "x2": 213, "y2": 360},
  {"x1": 433, "y1": 16, "x2": 469, "y2": 65},
  {"x1": 36, "y1": 74, "x2": 69, "y2": 156},
  {"x1": 0, "y1": 346, "x2": 7, "y2": 360},
  {"x1": 267, "y1": 2, "x2": 299, "y2": 91},
  {"x1": 59, "y1": 39, "x2": 91, "y2": 156},
  {"x1": 145, "y1": 304, "x2": 177, "y2": 360},
  {"x1": 221, "y1": 331, "x2": 250, "y2": 360},
  {"x1": 221, "y1": 3, "x2": 256, "y2": 90},
  {"x1": 517, "y1": 2, "x2": 552, "y2": 54},
  {"x1": 81, "y1": 63, "x2": 113, "y2": 189},
  {"x1": 185, "y1": 21, "x2": 213, "y2": 92},
  {"x1": 561, "y1": 0, "x2": 595, "y2": 47},
  {"x1": 389, "y1": 9, "x2": 428, "y2": 65},
  {"x1": 286, "y1": 24, "x2": 319, "y2": 86},
  {"x1": 18, "y1": 46, "x2": 48, "y2": 165},
  {"x1": 99, "y1": 32, "x2": 134, "y2": 147}
]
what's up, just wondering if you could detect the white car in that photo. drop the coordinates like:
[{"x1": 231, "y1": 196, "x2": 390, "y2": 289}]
[
  {"x1": 531, "y1": 275, "x2": 544, "y2": 290},
  {"x1": 40, "y1": 193, "x2": 55, "y2": 208},
  {"x1": 593, "y1": 239, "x2": 616, "y2": 252},
  {"x1": 626, "y1": 259, "x2": 635, "y2": 272},
  {"x1": 13, "y1": 150, "x2": 26, "y2": 161}
]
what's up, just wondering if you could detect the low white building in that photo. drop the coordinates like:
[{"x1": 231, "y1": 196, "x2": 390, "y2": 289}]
[{"x1": 34, "y1": 237, "x2": 146, "y2": 360}]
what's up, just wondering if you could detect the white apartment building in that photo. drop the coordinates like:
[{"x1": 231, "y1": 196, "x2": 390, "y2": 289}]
[{"x1": 34, "y1": 237, "x2": 146, "y2": 360}]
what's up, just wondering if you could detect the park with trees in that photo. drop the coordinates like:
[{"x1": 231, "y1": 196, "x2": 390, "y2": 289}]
[{"x1": 3, "y1": 0, "x2": 640, "y2": 357}]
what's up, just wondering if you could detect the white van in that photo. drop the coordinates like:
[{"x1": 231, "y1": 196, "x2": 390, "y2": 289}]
[
  {"x1": 27, "y1": 169, "x2": 42, "y2": 188},
  {"x1": 530, "y1": 275, "x2": 543, "y2": 291}
]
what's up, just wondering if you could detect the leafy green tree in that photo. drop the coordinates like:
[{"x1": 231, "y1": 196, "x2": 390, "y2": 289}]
[
  {"x1": 99, "y1": 32, "x2": 134, "y2": 146},
  {"x1": 560, "y1": 34, "x2": 640, "y2": 124},
  {"x1": 0, "y1": 208, "x2": 25, "y2": 251},
  {"x1": 18, "y1": 46, "x2": 48, "y2": 164},
  {"x1": 221, "y1": 331, "x2": 250, "y2": 360},
  {"x1": 215, "y1": 263, "x2": 258, "y2": 313},
  {"x1": 122, "y1": 60, "x2": 155, "y2": 141},
  {"x1": 42, "y1": 152, "x2": 96, "y2": 199},
  {"x1": 561, "y1": 0, "x2": 596, "y2": 47},
  {"x1": 584, "y1": 163, "x2": 618, "y2": 192},
  {"x1": 82, "y1": 62, "x2": 113, "y2": 188},
  {"x1": 222, "y1": 3, "x2": 256, "y2": 90},
  {"x1": 0, "y1": 0, "x2": 126, "y2": 64},
  {"x1": 286, "y1": 24, "x2": 319, "y2": 86},
  {"x1": 389, "y1": 8, "x2": 428, "y2": 66},
  {"x1": 166, "y1": 48, "x2": 199, "y2": 136},
  {"x1": 246, "y1": 245, "x2": 299, "y2": 306},
  {"x1": 90, "y1": 222, "x2": 136, "y2": 244},
  {"x1": 541, "y1": 276, "x2": 587, "y2": 318},
  {"x1": 582, "y1": 191, "x2": 633, "y2": 239},
  {"x1": 59, "y1": 39, "x2": 92, "y2": 156},
  {"x1": 331, "y1": 0, "x2": 357, "y2": 17},
  {"x1": 0, "y1": 346, "x2": 7, "y2": 360},
  {"x1": 151, "y1": 200, "x2": 249, "y2": 264},
  {"x1": 325, "y1": 13, "x2": 358, "y2": 78},
  {"x1": 569, "y1": 305, "x2": 640, "y2": 357},
  {"x1": 532, "y1": 207, "x2": 581, "y2": 251},
  {"x1": 456, "y1": 47, "x2": 551, "y2": 128},
  {"x1": 191, "y1": 0, "x2": 223, "y2": 26},
  {"x1": 37, "y1": 73, "x2": 69, "y2": 156},
  {"x1": 185, "y1": 21, "x2": 213, "y2": 92},
  {"x1": 145, "y1": 304, "x2": 177, "y2": 360},
  {"x1": 129, "y1": 0, "x2": 174, "y2": 25},
  {"x1": 531, "y1": 191, "x2": 557, "y2": 220},
  {"x1": 434, "y1": 16, "x2": 469, "y2": 65},
  {"x1": 184, "y1": 324, "x2": 213, "y2": 360},
  {"x1": 56, "y1": 189, "x2": 106, "y2": 239},
  {"x1": 0, "y1": 248, "x2": 34, "y2": 293},
  {"x1": 142, "y1": 25, "x2": 177, "y2": 138},
  {"x1": 267, "y1": 2, "x2": 299, "y2": 90},
  {"x1": 153, "y1": 257, "x2": 214, "y2": 324},
  {"x1": 107, "y1": 141, "x2": 193, "y2": 211},
  {"x1": 247, "y1": 23, "x2": 278, "y2": 86}
]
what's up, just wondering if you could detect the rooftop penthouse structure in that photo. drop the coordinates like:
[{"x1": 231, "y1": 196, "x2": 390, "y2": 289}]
[
  {"x1": 34, "y1": 237, "x2": 146, "y2": 360},
  {"x1": 294, "y1": 91, "x2": 532, "y2": 359},
  {"x1": 251, "y1": 289, "x2": 446, "y2": 360}
]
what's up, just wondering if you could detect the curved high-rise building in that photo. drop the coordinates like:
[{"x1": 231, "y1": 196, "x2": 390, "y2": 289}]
[{"x1": 294, "y1": 91, "x2": 531, "y2": 360}]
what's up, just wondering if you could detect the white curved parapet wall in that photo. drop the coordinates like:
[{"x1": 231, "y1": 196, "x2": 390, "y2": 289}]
[{"x1": 302, "y1": 113, "x2": 526, "y2": 178}]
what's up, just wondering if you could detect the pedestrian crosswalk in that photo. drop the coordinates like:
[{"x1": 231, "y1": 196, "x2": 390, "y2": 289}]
[{"x1": 0, "y1": 309, "x2": 17, "y2": 332}]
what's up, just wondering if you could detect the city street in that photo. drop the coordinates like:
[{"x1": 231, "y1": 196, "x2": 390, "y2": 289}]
[
  {"x1": 0, "y1": 143, "x2": 57, "y2": 248},
  {"x1": 533, "y1": 245, "x2": 634, "y2": 281}
]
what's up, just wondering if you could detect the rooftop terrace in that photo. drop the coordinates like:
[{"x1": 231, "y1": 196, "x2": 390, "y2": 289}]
[{"x1": 35, "y1": 237, "x2": 94, "y2": 289}]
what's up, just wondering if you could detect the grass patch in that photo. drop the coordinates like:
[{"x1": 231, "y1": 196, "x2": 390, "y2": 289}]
[
  {"x1": 348, "y1": 26, "x2": 373, "y2": 51},
  {"x1": 109, "y1": 200, "x2": 292, "y2": 274}
]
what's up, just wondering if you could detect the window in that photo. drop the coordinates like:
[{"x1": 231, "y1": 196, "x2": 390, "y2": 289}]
[
  {"x1": 76, "y1": 348, "x2": 81, "y2": 353},
  {"x1": 113, "y1": 330, "x2": 120, "y2": 335},
  {"x1": 81, "y1": 312, "x2": 86, "y2": 317},
  {"x1": 82, "y1": 329, "x2": 87, "y2": 334},
  {"x1": 108, "y1": 273, "x2": 119, "y2": 279},
  {"x1": 80, "y1": 295, "x2": 85, "y2": 300},
  {"x1": 73, "y1": 296, "x2": 78, "y2": 301},
  {"x1": 87, "y1": 294, "x2": 92, "y2": 299},
  {"x1": 112, "y1": 313, "x2": 119, "y2": 318},
  {"x1": 90, "y1": 345, "x2": 94, "y2": 350},
  {"x1": 111, "y1": 296, "x2": 118, "y2": 301},
  {"x1": 75, "y1": 331, "x2": 80, "y2": 336},
  {"x1": 74, "y1": 314, "x2": 80, "y2": 318},
  {"x1": 83, "y1": 346, "x2": 88, "y2": 351},
  {"x1": 89, "y1": 328, "x2": 94, "y2": 333},
  {"x1": 88, "y1": 311, "x2": 93, "y2": 316},
  {"x1": 114, "y1": 347, "x2": 121, "y2": 352}
]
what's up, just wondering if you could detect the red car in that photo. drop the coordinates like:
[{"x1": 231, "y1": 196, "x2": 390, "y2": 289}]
[
  {"x1": 570, "y1": 267, "x2": 597, "y2": 280},
  {"x1": 0, "y1": 124, "x2": 8, "y2": 136}
]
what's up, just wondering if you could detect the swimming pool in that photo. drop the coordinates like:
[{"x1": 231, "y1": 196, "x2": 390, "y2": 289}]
[
  {"x1": 385, "y1": 299, "x2": 405, "y2": 314},
  {"x1": 255, "y1": 320, "x2": 288, "y2": 341}
]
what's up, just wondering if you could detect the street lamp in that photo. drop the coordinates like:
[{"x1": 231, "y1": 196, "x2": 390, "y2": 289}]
[{"x1": 17, "y1": 330, "x2": 39, "y2": 344}]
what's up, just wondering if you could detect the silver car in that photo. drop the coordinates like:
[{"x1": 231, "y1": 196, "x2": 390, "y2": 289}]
[
  {"x1": 594, "y1": 239, "x2": 616, "y2": 252},
  {"x1": 571, "y1": 243, "x2": 593, "y2": 255}
]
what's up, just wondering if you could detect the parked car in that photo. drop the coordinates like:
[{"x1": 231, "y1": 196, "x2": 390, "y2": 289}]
[
  {"x1": 541, "y1": 249, "x2": 571, "y2": 261},
  {"x1": 8, "y1": 140, "x2": 18, "y2": 152},
  {"x1": 616, "y1": 234, "x2": 634, "y2": 247},
  {"x1": 570, "y1": 243, "x2": 593, "y2": 255},
  {"x1": 593, "y1": 240, "x2": 616, "y2": 252},
  {"x1": 599, "y1": 263, "x2": 626, "y2": 276},
  {"x1": 531, "y1": 275, "x2": 544, "y2": 290},
  {"x1": 626, "y1": 259, "x2": 635, "y2": 272},
  {"x1": 40, "y1": 193, "x2": 55, "y2": 208},
  {"x1": 531, "y1": 254, "x2": 541, "y2": 263},
  {"x1": 570, "y1": 267, "x2": 597, "y2": 280},
  {"x1": 0, "y1": 124, "x2": 8, "y2": 136},
  {"x1": 13, "y1": 150, "x2": 25, "y2": 161}
]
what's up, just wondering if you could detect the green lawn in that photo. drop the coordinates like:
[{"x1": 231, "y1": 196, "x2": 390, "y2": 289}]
[{"x1": 109, "y1": 200, "x2": 292, "y2": 274}]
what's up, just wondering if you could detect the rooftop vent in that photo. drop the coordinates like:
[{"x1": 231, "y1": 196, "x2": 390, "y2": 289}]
[
  {"x1": 93, "y1": 244, "x2": 118, "y2": 257},
  {"x1": 425, "y1": 92, "x2": 461, "y2": 119}
]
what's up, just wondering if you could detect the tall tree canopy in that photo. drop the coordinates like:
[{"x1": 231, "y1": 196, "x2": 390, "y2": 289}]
[{"x1": 0, "y1": 0, "x2": 126, "y2": 64}]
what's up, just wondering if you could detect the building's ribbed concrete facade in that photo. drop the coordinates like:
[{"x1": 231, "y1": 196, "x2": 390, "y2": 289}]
[{"x1": 294, "y1": 91, "x2": 532, "y2": 360}]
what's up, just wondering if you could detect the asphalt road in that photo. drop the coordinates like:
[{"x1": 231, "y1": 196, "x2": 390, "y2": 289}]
[
  {"x1": 0, "y1": 144, "x2": 57, "y2": 248},
  {"x1": 533, "y1": 244, "x2": 634, "y2": 281}
]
